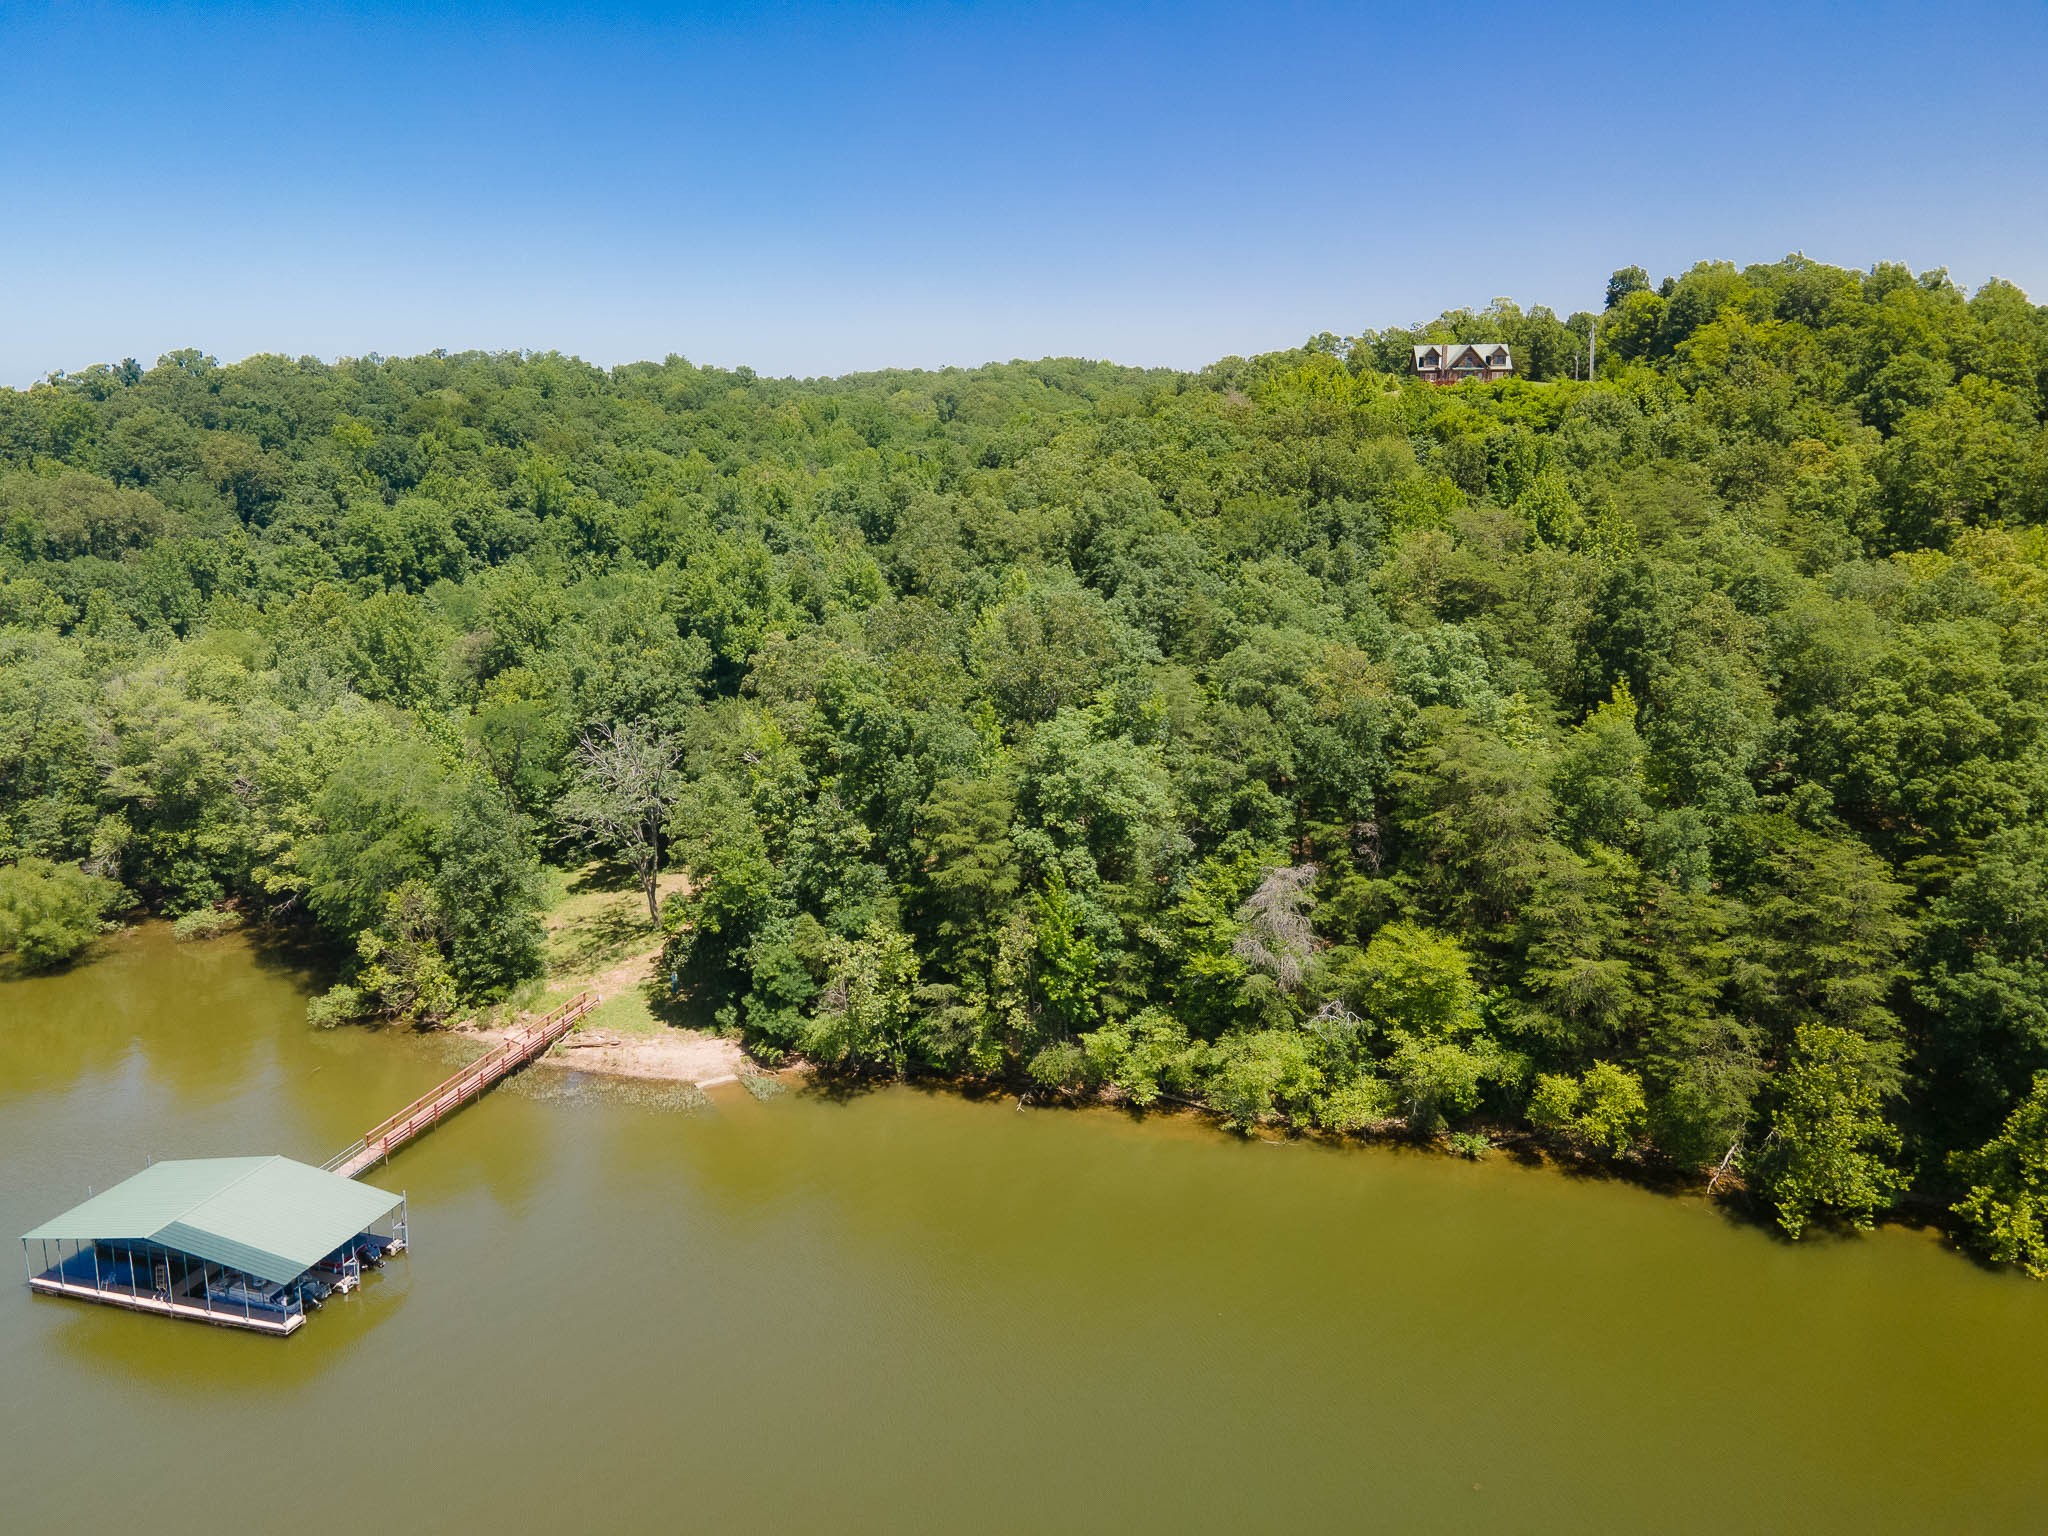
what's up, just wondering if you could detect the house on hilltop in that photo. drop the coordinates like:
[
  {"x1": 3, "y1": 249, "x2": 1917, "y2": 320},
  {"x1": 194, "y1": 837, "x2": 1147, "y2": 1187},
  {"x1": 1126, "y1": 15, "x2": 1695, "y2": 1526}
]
[{"x1": 1412, "y1": 342, "x2": 1513, "y2": 385}]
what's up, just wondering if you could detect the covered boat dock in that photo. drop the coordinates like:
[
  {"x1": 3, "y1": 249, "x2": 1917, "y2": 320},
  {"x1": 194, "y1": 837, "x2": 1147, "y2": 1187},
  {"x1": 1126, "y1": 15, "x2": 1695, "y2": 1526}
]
[{"x1": 21, "y1": 1156, "x2": 407, "y2": 1337}]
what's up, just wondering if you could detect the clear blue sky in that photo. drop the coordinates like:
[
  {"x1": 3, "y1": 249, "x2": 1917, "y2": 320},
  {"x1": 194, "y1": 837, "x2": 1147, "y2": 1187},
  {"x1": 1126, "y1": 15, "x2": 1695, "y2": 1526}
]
[{"x1": 2, "y1": 0, "x2": 2043, "y2": 385}]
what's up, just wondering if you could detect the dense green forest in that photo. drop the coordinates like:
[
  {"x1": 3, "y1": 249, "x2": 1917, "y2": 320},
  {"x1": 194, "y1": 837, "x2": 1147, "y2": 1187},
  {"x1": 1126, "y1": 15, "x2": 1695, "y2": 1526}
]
[{"x1": 7, "y1": 255, "x2": 2048, "y2": 1265}]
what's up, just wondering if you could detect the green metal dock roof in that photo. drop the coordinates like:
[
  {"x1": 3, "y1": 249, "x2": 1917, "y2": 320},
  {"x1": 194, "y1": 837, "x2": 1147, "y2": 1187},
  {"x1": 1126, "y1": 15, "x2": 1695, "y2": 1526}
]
[{"x1": 21, "y1": 1156, "x2": 402, "y2": 1287}]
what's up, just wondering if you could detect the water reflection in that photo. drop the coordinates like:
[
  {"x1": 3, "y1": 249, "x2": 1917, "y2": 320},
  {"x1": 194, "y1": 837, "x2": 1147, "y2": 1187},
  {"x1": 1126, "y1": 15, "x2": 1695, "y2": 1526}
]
[
  {"x1": 0, "y1": 927, "x2": 296, "y2": 1105},
  {"x1": 43, "y1": 1259, "x2": 413, "y2": 1396}
]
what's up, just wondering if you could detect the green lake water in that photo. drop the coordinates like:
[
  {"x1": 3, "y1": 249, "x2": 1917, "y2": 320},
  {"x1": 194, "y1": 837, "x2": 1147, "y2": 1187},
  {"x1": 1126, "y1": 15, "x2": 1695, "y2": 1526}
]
[{"x1": 3, "y1": 924, "x2": 2045, "y2": 1531}]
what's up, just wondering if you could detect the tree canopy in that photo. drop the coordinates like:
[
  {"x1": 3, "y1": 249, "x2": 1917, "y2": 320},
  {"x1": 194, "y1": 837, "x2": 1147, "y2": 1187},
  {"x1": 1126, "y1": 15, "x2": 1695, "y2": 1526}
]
[{"x1": 7, "y1": 254, "x2": 2048, "y2": 1262}]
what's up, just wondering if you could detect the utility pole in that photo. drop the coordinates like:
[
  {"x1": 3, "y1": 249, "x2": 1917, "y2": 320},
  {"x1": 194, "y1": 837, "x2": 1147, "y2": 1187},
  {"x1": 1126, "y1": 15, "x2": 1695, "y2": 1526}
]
[{"x1": 1588, "y1": 316, "x2": 1598, "y2": 380}]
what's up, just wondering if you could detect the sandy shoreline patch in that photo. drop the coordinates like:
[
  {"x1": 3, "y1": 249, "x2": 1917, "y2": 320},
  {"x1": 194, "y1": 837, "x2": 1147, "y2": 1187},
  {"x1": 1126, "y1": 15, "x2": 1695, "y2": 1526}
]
[
  {"x1": 538, "y1": 1024, "x2": 748, "y2": 1085},
  {"x1": 457, "y1": 1011, "x2": 752, "y2": 1087}
]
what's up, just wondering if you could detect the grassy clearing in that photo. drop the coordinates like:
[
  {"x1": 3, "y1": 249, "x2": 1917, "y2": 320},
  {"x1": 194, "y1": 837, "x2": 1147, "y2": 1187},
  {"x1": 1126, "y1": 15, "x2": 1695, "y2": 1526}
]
[
  {"x1": 580, "y1": 988, "x2": 669, "y2": 1038},
  {"x1": 465, "y1": 862, "x2": 685, "y2": 1032},
  {"x1": 542, "y1": 863, "x2": 665, "y2": 975}
]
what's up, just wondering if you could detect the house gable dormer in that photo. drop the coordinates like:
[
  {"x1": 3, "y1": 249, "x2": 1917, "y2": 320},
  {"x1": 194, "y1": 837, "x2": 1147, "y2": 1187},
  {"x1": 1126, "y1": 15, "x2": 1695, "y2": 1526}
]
[{"x1": 1411, "y1": 340, "x2": 1515, "y2": 385}]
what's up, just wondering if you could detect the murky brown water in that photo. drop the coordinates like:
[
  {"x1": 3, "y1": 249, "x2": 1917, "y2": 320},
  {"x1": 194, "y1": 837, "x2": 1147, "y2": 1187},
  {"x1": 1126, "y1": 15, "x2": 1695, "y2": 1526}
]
[{"x1": 3, "y1": 925, "x2": 2045, "y2": 1530}]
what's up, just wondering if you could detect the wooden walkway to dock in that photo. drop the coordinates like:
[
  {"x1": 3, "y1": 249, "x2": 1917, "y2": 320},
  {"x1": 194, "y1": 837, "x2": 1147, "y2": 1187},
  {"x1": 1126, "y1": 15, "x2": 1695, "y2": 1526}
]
[{"x1": 324, "y1": 993, "x2": 597, "y2": 1180}]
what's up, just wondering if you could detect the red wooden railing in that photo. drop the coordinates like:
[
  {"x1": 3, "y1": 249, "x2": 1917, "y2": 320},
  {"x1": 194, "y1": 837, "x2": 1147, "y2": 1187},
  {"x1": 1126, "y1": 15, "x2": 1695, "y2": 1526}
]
[{"x1": 325, "y1": 992, "x2": 597, "y2": 1179}]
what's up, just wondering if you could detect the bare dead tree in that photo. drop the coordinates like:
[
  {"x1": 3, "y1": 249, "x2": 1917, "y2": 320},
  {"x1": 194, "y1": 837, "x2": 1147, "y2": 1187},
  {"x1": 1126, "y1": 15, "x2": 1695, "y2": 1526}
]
[
  {"x1": 1233, "y1": 862, "x2": 1320, "y2": 993},
  {"x1": 556, "y1": 721, "x2": 684, "y2": 924},
  {"x1": 1302, "y1": 996, "x2": 1369, "y2": 1056}
]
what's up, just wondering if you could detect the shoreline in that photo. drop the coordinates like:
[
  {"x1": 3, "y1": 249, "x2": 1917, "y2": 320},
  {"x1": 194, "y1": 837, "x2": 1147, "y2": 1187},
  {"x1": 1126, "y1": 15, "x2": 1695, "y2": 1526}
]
[
  {"x1": 462, "y1": 1015, "x2": 753, "y2": 1088},
  {"x1": 150, "y1": 915, "x2": 1966, "y2": 1252}
]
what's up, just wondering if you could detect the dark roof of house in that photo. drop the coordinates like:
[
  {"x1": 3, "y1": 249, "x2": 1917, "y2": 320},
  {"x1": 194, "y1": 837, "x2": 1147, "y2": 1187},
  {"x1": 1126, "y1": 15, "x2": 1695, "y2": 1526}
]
[{"x1": 1412, "y1": 343, "x2": 1512, "y2": 365}]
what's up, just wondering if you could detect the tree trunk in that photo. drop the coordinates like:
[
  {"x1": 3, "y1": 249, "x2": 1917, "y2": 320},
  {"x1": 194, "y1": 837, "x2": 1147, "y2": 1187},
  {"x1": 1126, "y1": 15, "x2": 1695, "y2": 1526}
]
[
  {"x1": 1706, "y1": 1136, "x2": 1744, "y2": 1193},
  {"x1": 643, "y1": 815, "x2": 662, "y2": 924}
]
